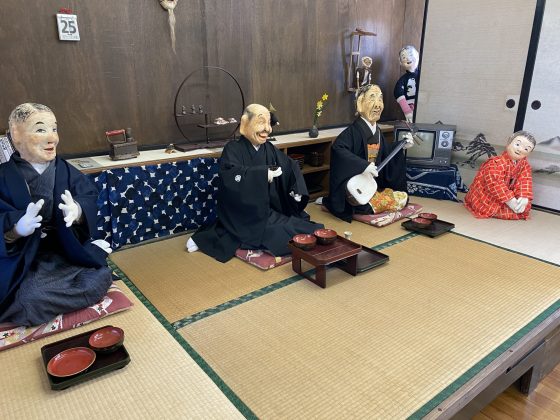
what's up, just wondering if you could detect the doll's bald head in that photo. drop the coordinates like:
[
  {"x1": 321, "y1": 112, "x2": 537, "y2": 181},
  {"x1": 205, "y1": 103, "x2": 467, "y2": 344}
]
[{"x1": 240, "y1": 104, "x2": 272, "y2": 146}]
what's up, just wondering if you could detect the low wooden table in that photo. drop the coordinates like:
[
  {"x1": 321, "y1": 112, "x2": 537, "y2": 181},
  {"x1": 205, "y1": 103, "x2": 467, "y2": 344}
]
[{"x1": 289, "y1": 236, "x2": 387, "y2": 288}]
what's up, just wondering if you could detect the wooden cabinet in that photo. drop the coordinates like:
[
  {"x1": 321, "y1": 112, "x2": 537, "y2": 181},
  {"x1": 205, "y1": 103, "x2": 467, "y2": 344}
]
[{"x1": 276, "y1": 137, "x2": 334, "y2": 200}]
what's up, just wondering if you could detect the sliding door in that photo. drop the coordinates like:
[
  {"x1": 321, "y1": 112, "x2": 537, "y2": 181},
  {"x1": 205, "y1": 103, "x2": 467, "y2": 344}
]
[
  {"x1": 522, "y1": 0, "x2": 560, "y2": 211},
  {"x1": 416, "y1": 0, "x2": 536, "y2": 146}
]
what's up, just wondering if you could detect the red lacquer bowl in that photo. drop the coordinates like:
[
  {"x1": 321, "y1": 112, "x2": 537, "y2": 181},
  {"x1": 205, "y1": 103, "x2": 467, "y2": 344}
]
[
  {"x1": 47, "y1": 347, "x2": 96, "y2": 377},
  {"x1": 88, "y1": 326, "x2": 125, "y2": 353},
  {"x1": 418, "y1": 212, "x2": 437, "y2": 221},
  {"x1": 292, "y1": 234, "x2": 317, "y2": 251},
  {"x1": 411, "y1": 217, "x2": 433, "y2": 228},
  {"x1": 314, "y1": 228, "x2": 337, "y2": 245}
]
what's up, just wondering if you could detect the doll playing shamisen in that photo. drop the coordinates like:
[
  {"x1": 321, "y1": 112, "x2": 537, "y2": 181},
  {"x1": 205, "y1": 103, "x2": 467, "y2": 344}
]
[{"x1": 464, "y1": 130, "x2": 536, "y2": 220}]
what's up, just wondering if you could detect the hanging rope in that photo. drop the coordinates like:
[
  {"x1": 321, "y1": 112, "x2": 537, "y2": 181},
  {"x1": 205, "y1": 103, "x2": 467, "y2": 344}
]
[{"x1": 159, "y1": 0, "x2": 178, "y2": 54}]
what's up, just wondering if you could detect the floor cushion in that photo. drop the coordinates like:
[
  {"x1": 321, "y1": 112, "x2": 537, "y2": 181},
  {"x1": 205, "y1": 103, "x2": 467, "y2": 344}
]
[
  {"x1": 321, "y1": 203, "x2": 422, "y2": 227},
  {"x1": 235, "y1": 249, "x2": 292, "y2": 270},
  {"x1": 352, "y1": 203, "x2": 423, "y2": 226},
  {"x1": 0, "y1": 282, "x2": 133, "y2": 352}
]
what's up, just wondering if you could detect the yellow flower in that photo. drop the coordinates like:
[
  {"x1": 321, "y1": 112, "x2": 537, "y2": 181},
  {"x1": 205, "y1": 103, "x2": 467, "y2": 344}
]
[{"x1": 312, "y1": 92, "x2": 329, "y2": 126}]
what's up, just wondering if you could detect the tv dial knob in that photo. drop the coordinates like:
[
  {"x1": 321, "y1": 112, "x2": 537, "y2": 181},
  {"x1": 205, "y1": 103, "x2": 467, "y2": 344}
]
[{"x1": 441, "y1": 140, "x2": 449, "y2": 147}]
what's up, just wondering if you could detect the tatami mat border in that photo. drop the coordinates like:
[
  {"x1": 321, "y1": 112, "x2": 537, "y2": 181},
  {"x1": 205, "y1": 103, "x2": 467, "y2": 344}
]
[
  {"x1": 411, "y1": 298, "x2": 560, "y2": 419},
  {"x1": 171, "y1": 232, "x2": 418, "y2": 329},
  {"x1": 107, "y1": 260, "x2": 258, "y2": 420}
]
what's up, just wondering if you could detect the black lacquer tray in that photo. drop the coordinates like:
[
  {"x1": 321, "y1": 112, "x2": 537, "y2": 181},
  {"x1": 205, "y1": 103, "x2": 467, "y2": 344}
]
[
  {"x1": 401, "y1": 219, "x2": 455, "y2": 238},
  {"x1": 334, "y1": 246, "x2": 389, "y2": 273},
  {"x1": 41, "y1": 325, "x2": 130, "y2": 390}
]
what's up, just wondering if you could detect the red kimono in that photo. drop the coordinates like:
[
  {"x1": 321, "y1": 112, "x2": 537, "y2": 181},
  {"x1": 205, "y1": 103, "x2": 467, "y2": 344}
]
[{"x1": 464, "y1": 151, "x2": 533, "y2": 220}]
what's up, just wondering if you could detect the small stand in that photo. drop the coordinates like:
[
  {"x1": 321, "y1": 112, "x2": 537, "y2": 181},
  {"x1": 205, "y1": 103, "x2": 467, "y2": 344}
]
[{"x1": 288, "y1": 236, "x2": 389, "y2": 288}]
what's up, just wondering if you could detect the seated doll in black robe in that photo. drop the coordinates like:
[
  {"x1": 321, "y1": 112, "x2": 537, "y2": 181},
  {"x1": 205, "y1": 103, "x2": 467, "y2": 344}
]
[
  {"x1": 0, "y1": 103, "x2": 113, "y2": 326},
  {"x1": 323, "y1": 84, "x2": 414, "y2": 223},
  {"x1": 187, "y1": 104, "x2": 324, "y2": 262}
]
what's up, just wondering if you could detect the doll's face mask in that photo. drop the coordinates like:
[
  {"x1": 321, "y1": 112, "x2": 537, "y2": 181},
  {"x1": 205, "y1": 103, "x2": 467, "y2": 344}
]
[
  {"x1": 357, "y1": 85, "x2": 384, "y2": 125},
  {"x1": 399, "y1": 49, "x2": 419, "y2": 72},
  {"x1": 240, "y1": 105, "x2": 272, "y2": 146},
  {"x1": 11, "y1": 111, "x2": 59, "y2": 163},
  {"x1": 506, "y1": 135, "x2": 534, "y2": 161}
]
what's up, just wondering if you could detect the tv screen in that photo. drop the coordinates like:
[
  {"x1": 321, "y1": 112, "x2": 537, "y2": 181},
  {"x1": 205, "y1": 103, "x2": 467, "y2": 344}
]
[{"x1": 397, "y1": 130, "x2": 436, "y2": 160}]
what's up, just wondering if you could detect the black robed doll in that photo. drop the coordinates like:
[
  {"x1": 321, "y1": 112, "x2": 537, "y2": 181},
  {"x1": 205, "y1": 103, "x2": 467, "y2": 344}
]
[
  {"x1": 323, "y1": 85, "x2": 414, "y2": 222},
  {"x1": 0, "y1": 103, "x2": 112, "y2": 326},
  {"x1": 188, "y1": 104, "x2": 323, "y2": 262}
]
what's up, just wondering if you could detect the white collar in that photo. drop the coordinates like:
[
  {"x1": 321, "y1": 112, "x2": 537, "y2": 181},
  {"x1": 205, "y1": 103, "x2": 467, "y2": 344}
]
[
  {"x1": 360, "y1": 117, "x2": 377, "y2": 136},
  {"x1": 30, "y1": 161, "x2": 50, "y2": 175}
]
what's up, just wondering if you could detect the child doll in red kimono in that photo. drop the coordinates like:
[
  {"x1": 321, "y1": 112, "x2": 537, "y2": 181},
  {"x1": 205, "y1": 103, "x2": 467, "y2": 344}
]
[{"x1": 464, "y1": 131, "x2": 536, "y2": 220}]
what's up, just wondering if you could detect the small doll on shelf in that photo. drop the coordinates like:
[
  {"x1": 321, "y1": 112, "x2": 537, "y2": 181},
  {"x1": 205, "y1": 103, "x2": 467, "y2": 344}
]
[{"x1": 355, "y1": 56, "x2": 373, "y2": 94}]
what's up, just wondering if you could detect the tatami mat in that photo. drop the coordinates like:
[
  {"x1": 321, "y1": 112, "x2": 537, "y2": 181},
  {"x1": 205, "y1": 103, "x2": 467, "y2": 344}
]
[
  {"x1": 1, "y1": 281, "x2": 245, "y2": 420},
  {"x1": 413, "y1": 196, "x2": 560, "y2": 265},
  {"x1": 179, "y1": 234, "x2": 560, "y2": 419},
  {"x1": 110, "y1": 204, "x2": 412, "y2": 323}
]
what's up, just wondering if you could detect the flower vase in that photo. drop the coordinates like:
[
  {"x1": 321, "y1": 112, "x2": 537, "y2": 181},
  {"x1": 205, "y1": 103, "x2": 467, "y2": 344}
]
[{"x1": 308, "y1": 125, "x2": 319, "y2": 138}]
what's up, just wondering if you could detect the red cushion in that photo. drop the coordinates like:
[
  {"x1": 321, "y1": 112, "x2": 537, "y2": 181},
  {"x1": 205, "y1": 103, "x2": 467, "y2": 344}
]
[
  {"x1": 0, "y1": 283, "x2": 133, "y2": 352},
  {"x1": 235, "y1": 249, "x2": 292, "y2": 270},
  {"x1": 352, "y1": 203, "x2": 423, "y2": 226},
  {"x1": 321, "y1": 203, "x2": 422, "y2": 227}
]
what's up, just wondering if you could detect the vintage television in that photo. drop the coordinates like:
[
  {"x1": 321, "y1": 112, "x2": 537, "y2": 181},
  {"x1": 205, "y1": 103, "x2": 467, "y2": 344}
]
[{"x1": 394, "y1": 122, "x2": 456, "y2": 168}]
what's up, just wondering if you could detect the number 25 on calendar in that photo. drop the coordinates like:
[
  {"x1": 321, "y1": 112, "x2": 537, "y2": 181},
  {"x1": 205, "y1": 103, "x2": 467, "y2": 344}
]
[{"x1": 56, "y1": 14, "x2": 80, "y2": 41}]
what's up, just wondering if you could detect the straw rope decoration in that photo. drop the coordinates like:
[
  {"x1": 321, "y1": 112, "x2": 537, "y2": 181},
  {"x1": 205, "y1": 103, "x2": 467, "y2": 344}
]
[{"x1": 159, "y1": 0, "x2": 178, "y2": 54}]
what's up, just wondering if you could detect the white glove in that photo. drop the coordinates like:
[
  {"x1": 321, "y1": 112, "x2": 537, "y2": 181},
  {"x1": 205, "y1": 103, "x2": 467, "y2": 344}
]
[
  {"x1": 362, "y1": 163, "x2": 378, "y2": 178},
  {"x1": 14, "y1": 199, "x2": 44, "y2": 237},
  {"x1": 289, "y1": 191, "x2": 302, "y2": 202},
  {"x1": 516, "y1": 197, "x2": 529, "y2": 213},
  {"x1": 405, "y1": 113, "x2": 413, "y2": 123},
  {"x1": 58, "y1": 190, "x2": 82, "y2": 227},
  {"x1": 505, "y1": 197, "x2": 520, "y2": 213},
  {"x1": 92, "y1": 239, "x2": 112, "y2": 254},
  {"x1": 267, "y1": 167, "x2": 283, "y2": 183},
  {"x1": 402, "y1": 132, "x2": 415, "y2": 149}
]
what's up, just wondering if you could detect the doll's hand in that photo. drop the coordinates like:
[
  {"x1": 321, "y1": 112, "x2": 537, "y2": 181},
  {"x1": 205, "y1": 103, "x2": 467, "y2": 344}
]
[
  {"x1": 402, "y1": 132, "x2": 415, "y2": 149},
  {"x1": 516, "y1": 197, "x2": 529, "y2": 213},
  {"x1": 14, "y1": 199, "x2": 44, "y2": 237},
  {"x1": 506, "y1": 197, "x2": 520, "y2": 213},
  {"x1": 289, "y1": 191, "x2": 302, "y2": 202},
  {"x1": 405, "y1": 113, "x2": 413, "y2": 123},
  {"x1": 362, "y1": 163, "x2": 378, "y2": 178},
  {"x1": 58, "y1": 190, "x2": 82, "y2": 227},
  {"x1": 92, "y1": 239, "x2": 113, "y2": 254},
  {"x1": 267, "y1": 167, "x2": 283, "y2": 183}
]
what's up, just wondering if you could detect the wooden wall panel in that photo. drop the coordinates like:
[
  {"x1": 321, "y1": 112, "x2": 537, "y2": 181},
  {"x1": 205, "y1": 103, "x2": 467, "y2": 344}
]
[{"x1": 0, "y1": 0, "x2": 422, "y2": 156}]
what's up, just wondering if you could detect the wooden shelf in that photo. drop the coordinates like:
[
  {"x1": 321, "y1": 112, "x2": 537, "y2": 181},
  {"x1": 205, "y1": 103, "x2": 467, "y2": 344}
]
[{"x1": 301, "y1": 164, "x2": 330, "y2": 174}]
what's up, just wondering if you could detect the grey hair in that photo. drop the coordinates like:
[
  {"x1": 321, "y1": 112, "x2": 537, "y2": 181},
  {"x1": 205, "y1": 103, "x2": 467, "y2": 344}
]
[
  {"x1": 506, "y1": 130, "x2": 537, "y2": 148},
  {"x1": 399, "y1": 45, "x2": 419, "y2": 58},
  {"x1": 8, "y1": 103, "x2": 53, "y2": 132}
]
